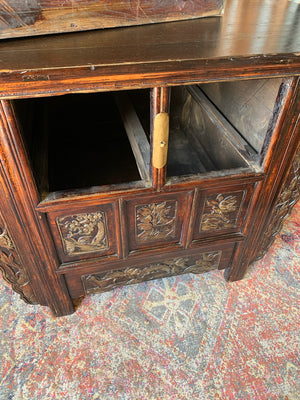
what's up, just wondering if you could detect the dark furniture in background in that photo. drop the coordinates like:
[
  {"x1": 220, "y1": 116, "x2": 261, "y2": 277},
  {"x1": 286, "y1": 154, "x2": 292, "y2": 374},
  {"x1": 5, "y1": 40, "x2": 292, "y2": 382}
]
[
  {"x1": 0, "y1": 0, "x2": 299, "y2": 316},
  {"x1": 0, "y1": 0, "x2": 225, "y2": 39}
]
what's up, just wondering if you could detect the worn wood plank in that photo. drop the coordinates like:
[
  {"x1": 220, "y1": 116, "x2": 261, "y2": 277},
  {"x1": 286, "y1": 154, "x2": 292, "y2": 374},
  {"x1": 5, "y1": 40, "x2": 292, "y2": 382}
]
[
  {"x1": 199, "y1": 79, "x2": 284, "y2": 153},
  {"x1": 167, "y1": 86, "x2": 215, "y2": 175},
  {"x1": 188, "y1": 86, "x2": 257, "y2": 161},
  {"x1": 0, "y1": 0, "x2": 224, "y2": 39},
  {"x1": 114, "y1": 92, "x2": 150, "y2": 182},
  {"x1": 167, "y1": 125, "x2": 208, "y2": 177},
  {"x1": 180, "y1": 86, "x2": 251, "y2": 171}
]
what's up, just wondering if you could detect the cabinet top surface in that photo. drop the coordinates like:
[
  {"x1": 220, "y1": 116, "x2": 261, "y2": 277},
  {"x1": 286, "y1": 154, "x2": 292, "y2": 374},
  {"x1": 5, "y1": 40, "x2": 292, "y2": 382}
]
[{"x1": 0, "y1": 0, "x2": 299, "y2": 98}]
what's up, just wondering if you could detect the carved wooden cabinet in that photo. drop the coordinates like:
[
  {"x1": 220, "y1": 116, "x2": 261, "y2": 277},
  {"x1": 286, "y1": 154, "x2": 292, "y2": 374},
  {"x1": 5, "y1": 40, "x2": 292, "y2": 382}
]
[{"x1": 0, "y1": 0, "x2": 299, "y2": 316}]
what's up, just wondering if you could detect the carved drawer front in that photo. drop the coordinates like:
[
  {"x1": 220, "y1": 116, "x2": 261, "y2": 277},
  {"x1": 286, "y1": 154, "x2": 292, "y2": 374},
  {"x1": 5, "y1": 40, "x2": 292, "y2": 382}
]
[
  {"x1": 192, "y1": 184, "x2": 255, "y2": 241},
  {"x1": 76, "y1": 242, "x2": 236, "y2": 297},
  {"x1": 47, "y1": 202, "x2": 119, "y2": 263},
  {"x1": 124, "y1": 192, "x2": 190, "y2": 252}
]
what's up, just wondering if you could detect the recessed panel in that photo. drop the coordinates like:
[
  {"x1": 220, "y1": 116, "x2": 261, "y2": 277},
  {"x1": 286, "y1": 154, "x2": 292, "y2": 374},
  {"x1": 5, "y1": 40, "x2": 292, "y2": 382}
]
[
  {"x1": 192, "y1": 184, "x2": 255, "y2": 242},
  {"x1": 125, "y1": 192, "x2": 190, "y2": 252},
  {"x1": 48, "y1": 202, "x2": 119, "y2": 263}
]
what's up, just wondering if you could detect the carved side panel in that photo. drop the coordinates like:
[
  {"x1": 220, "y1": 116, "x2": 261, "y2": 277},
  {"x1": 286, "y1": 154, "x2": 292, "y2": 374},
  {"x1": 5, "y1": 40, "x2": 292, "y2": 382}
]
[
  {"x1": 0, "y1": 213, "x2": 37, "y2": 304},
  {"x1": 254, "y1": 147, "x2": 300, "y2": 261},
  {"x1": 136, "y1": 200, "x2": 177, "y2": 242},
  {"x1": 83, "y1": 251, "x2": 222, "y2": 295},
  {"x1": 199, "y1": 192, "x2": 245, "y2": 232},
  {"x1": 57, "y1": 211, "x2": 109, "y2": 256}
]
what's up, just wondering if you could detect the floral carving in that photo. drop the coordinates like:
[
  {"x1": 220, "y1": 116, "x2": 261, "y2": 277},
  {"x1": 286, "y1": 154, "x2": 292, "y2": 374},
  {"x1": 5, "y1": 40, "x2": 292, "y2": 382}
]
[
  {"x1": 200, "y1": 192, "x2": 243, "y2": 232},
  {"x1": 0, "y1": 226, "x2": 14, "y2": 249},
  {"x1": 254, "y1": 147, "x2": 300, "y2": 261},
  {"x1": 0, "y1": 215, "x2": 37, "y2": 304},
  {"x1": 83, "y1": 251, "x2": 221, "y2": 294},
  {"x1": 136, "y1": 201, "x2": 177, "y2": 242},
  {"x1": 57, "y1": 211, "x2": 108, "y2": 256}
]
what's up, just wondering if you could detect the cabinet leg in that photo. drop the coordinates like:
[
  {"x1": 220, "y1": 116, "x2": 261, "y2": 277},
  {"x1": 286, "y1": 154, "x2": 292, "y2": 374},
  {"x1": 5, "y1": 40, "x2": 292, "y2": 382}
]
[
  {"x1": 223, "y1": 241, "x2": 250, "y2": 282},
  {"x1": 46, "y1": 276, "x2": 75, "y2": 317},
  {"x1": 224, "y1": 263, "x2": 248, "y2": 282}
]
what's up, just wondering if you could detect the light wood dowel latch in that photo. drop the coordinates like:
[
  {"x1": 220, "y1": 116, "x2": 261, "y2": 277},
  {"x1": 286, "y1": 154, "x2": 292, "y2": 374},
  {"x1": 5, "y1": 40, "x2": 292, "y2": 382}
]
[{"x1": 153, "y1": 112, "x2": 169, "y2": 169}]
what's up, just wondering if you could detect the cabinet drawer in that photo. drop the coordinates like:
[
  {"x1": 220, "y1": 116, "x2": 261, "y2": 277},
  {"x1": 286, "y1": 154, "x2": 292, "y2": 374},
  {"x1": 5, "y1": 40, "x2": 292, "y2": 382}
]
[
  {"x1": 192, "y1": 183, "x2": 255, "y2": 242},
  {"x1": 47, "y1": 201, "x2": 119, "y2": 263},
  {"x1": 63, "y1": 241, "x2": 237, "y2": 298}
]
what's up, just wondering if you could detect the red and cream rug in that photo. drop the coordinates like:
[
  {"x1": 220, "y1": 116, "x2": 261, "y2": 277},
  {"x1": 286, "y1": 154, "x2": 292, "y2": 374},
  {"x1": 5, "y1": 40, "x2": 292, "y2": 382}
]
[{"x1": 1, "y1": 203, "x2": 299, "y2": 399}]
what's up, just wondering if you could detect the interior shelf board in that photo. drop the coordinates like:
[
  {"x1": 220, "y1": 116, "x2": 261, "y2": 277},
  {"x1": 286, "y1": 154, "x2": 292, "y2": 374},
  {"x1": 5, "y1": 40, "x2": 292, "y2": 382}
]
[
  {"x1": 187, "y1": 86, "x2": 257, "y2": 162},
  {"x1": 114, "y1": 92, "x2": 150, "y2": 182}
]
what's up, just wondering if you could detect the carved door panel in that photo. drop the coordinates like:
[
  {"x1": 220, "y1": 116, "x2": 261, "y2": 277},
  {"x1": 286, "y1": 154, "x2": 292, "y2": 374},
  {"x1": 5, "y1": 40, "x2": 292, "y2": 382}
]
[
  {"x1": 192, "y1": 183, "x2": 256, "y2": 242},
  {"x1": 124, "y1": 192, "x2": 191, "y2": 253},
  {"x1": 47, "y1": 201, "x2": 119, "y2": 263}
]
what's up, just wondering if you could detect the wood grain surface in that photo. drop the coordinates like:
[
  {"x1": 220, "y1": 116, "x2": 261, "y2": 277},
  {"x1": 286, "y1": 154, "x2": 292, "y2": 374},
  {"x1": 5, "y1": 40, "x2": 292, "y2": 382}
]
[
  {"x1": 0, "y1": 0, "x2": 299, "y2": 100},
  {"x1": 0, "y1": 0, "x2": 299, "y2": 315},
  {"x1": 0, "y1": 0, "x2": 224, "y2": 39}
]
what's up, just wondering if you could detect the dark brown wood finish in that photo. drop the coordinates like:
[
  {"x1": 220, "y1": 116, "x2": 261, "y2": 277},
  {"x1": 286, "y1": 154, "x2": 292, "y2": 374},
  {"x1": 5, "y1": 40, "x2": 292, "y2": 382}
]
[
  {"x1": 0, "y1": 0, "x2": 299, "y2": 99},
  {"x1": 191, "y1": 183, "x2": 256, "y2": 243},
  {"x1": 63, "y1": 240, "x2": 238, "y2": 298},
  {"x1": 225, "y1": 77, "x2": 300, "y2": 282},
  {"x1": 124, "y1": 191, "x2": 191, "y2": 254},
  {"x1": 47, "y1": 202, "x2": 120, "y2": 263},
  {"x1": 253, "y1": 145, "x2": 300, "y2": 262},
  {"x1": 0, "y1": 0, "x2": 224, "y2": 39},
  {"x1": 0, "y1": 100, "x2": 74, "y2": 315},
  {"x1": 0, "y1": 0, "x2": 299, "y2": 316}
]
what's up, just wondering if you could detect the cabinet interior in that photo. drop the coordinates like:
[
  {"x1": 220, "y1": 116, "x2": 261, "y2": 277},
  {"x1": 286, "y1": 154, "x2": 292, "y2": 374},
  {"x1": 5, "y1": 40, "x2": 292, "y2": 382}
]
[
  {"x1": 199, "y1": 78, "x2": 282, "y2": 153},
  {"x1": 12, "y1": 77, "x2": 284, "y2": 198},
  {"x1": 167, "y1": 78, "x2": 284, "y2": 178},
  {"x1": 14, "y1": 91, "x2": 147, "y2": 196}
]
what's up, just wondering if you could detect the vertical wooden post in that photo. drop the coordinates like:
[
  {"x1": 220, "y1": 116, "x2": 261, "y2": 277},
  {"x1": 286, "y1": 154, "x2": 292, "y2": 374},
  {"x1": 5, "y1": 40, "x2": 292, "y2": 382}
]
[
  {"x1": 0, "y1": 100, "x2": 74, "y2": 316},
  {"x1": 150, "y1": 87, "x2": 171, "y2": 191},
  {"x1": 225, "y1": 77, "x2": 300, "y2": 282}
]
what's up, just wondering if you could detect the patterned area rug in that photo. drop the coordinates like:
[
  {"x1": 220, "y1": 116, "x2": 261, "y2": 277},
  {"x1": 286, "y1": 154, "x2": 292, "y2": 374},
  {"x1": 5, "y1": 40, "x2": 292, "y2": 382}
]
[{"x1": 1, "y1": 203, "x2": 299, "y2": 400}]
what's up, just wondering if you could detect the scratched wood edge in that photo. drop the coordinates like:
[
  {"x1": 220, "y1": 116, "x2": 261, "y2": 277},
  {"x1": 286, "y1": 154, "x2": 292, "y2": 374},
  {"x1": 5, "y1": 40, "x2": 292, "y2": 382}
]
[{"x1": 0, "y1": 1, "x2": 224, "y2": 40}]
